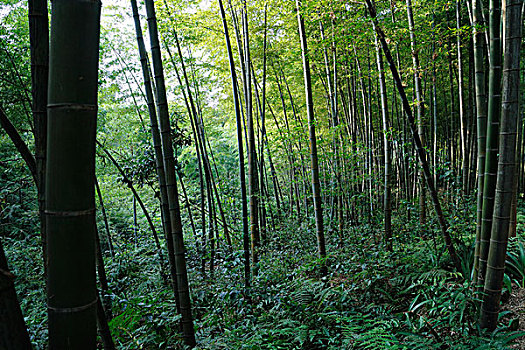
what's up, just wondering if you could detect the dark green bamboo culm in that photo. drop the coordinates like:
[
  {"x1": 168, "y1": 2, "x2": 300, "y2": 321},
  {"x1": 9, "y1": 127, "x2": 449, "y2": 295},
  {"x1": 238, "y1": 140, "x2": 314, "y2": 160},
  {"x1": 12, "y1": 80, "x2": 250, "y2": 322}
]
[
  {"x1": 96, "y1": 289, "x2": 115, "y2": 350},
  {"x1": 218, "y1": 0, "x2": 250, "y2": 291},
  {"x1": 95, "y1": 227, "x2": 115, "y2": 349},
  {"x1": 143, "y1": 0, "x2": 196, "y2": 345},
  {"x1": 0, "y1": 106, "x2": 36, "y2": 182},
  {"x1": 480, "y1": 0, "x2": 523, "y2": 330},
  {"x1": 374, "y1": 34, "x2": 392, "y2": 251},
  {"x1": 296, "y1": 0, "x2": 327, "y2": 276},
  {"x1": 130, "y1": 0, "x2": 178, "y2": 299},
  {"x1": 406, "y1": 0, "x2": 426, "y2": 225},
  {"x1": 319, "y1": 20, "x2": 343, "y2": 243},
  {"x1": 471, "y1": 0, "x2": 488, "y2": 284},
  {"x1": 242, "y1": 2, "x2": 261, "y2": 272},
  {"x1": 28, "y1": 0, "x2": 49, "y2": 276},
  {"x1": 477, "y1": 0, "x2": 502, "y2": 292},
  {"x1": 456, "y1": 0, "x2": 469, "y2": 195},
  {"x1": 95, "y1": 177, "x2": 115, "y2": 257},
  {"x1": 0, "y1": 238, "x2": 32, "y2": 349},
  {"x1": 46, "y1": 0, "x2": 101, "y2": 347}
]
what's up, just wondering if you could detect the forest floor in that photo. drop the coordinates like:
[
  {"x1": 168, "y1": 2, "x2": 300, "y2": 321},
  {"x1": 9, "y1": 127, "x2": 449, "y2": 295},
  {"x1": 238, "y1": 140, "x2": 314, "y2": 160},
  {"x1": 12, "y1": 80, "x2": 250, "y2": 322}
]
[
  {"x1": 6, "y1": 208, "x2": 525, "y2": 349},
  {"x1": 506, "y1": 285, "x2": 525, "y2": 349}
]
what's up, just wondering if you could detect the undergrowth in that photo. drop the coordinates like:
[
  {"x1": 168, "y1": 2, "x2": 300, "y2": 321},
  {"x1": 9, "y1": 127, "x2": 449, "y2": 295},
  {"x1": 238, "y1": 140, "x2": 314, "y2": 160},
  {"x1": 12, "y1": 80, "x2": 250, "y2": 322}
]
[{"x1": 4, "y1": 205, "x2": 525, "y2": 349}]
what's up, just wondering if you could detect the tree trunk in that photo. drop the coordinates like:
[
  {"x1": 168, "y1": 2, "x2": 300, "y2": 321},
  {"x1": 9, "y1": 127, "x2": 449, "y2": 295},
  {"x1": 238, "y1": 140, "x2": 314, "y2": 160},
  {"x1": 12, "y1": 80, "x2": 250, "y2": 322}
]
[
  {"x1": 95, "y1": 178, "x2": 114, "y2": 257},
  {"x1": 0, "y1": 239, "x2": 32, "y2": 350},
  {"x1": 0, "y1": 106, "x2": 36, "y2": 183},
  {"x1": 375, "y1": 34, "x2": 393, "y2": 252},
  {"x1": 28, "y1": 0, "x2": 49, "y2": 276},
  {"x1": 242, "y1": 3, "x2": 260, "y2": 272},
  {"x1": 218, "y1": 0, "x2": 250, "y2": 291},
  {"x1": 131, "y1": 0, "x2": 175, "y2": 290},
  {"x1": 477, "y1": 0, "x2": 503, "y2": 291},
  {"x1": 46, "y1": 0, "x2": 101, "y2": 347},
  {"x1": 297, "y1": 0, "x2": 327, "y2": 276},
  {"x1": 95, "y1": 226, "x2": 111, "y2": 319},
  {"x1": 457, "y1": 1, "x2": 469, "y2": 195},
  {"x1": 472, "y1": 0, "x2": 489, "y2": 284},
  {"x1": 96, "y1": 289, "x2": 115, "y2": 350},
  {"x1": 480, "y1": 0, "x2": 523, "y2": 330},
  {"x1": 406, "y1": 0, "x2": 427, "y2": 225},
  {"x1": 143, "y1": 0, "x2": 196, "y2": 344}
]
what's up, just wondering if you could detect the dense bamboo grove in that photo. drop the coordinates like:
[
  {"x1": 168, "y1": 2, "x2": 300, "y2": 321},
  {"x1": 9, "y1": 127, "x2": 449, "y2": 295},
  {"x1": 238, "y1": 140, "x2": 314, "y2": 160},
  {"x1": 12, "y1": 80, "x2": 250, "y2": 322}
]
[{"x1": 1, "y1": 0, "x2": 525, "y2": 348}]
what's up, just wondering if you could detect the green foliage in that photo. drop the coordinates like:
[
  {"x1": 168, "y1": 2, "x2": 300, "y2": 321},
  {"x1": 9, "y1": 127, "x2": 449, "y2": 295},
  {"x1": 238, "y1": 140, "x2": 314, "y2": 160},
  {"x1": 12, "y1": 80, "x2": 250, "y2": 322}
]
[
  {"x1": 109, "y1": 293, "x2": 182, "y2": 349},
  {"x1": 1, "y1": 0, "x2": 525, "y2": 348},
  {"x1": 3, "y1": 166, "x2": 524, "y2": 350},
  {"x1": 506, "y1": 239, "x2": 525, "y2": 287},
  {"x1": 2, "y1": 235, "x2": 46, "y2": 349}
]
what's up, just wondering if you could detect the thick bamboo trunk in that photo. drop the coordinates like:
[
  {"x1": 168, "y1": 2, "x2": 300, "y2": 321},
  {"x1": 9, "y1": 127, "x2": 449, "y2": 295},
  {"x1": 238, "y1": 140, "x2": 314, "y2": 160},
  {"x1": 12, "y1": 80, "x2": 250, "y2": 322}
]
[
  {"x1": 46, "y1": 0, "x2": 101, "y2": 346},
  {"x1": 251, "y1": 61, "x2": 268, "y2": 243},
  {"x1": 477, "y1": 0, "x2": 502, "y2": 291},
  {"x1": 509, "y1": 109, "x2": 523, "y2": 237},
  {"x1": 472, "y1": 0, "x2": 489, "y2": 283},
  {"x1": 480, "y1": 0, "x2": 523, "y2": 330},
  {"x1": 431, "y1": 14, "x2": 439, "y2": 188}
]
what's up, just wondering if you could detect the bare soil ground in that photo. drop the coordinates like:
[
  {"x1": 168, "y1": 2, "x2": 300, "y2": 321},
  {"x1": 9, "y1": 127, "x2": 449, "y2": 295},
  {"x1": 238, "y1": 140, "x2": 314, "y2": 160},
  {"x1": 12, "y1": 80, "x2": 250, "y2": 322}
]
[{"x1": 505, "y1": 285, "x2": 525, "y2": 349}]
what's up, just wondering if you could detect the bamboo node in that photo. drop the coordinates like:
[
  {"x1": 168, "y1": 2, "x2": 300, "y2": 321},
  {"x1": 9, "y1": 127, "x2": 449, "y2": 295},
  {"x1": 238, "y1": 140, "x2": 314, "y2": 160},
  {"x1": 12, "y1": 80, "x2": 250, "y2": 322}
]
[
  {"x1": 48, "y1": 298, "x2": 97, "y2": 313},
  {"x1": 47, "y1": 103, "x2": 97, "y2": 111},
  {"x1": 45, "y1": 208, "x2": 95, "y2": 217}
]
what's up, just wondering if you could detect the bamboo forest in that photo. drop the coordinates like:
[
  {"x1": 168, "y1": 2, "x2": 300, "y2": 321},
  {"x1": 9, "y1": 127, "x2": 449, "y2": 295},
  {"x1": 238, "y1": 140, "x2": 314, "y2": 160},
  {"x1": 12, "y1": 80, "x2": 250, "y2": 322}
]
[{"x1": 3, "y1": 0, "x2": 525, "y2": 348}]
